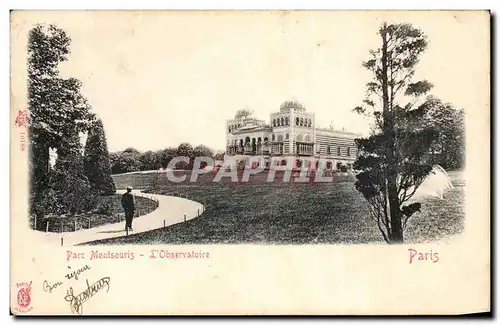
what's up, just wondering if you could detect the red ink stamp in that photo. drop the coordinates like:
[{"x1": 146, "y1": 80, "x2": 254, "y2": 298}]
[
  {"x1": 14, "y1": 109, "x2": 29, "y2": 128},
  {"x1": 14, "y1": 281, "x2": 33, "y2": 313}
]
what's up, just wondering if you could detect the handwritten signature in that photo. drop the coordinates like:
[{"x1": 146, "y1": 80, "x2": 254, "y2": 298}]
[{"x1": 64, "y1": 277, "x2": 111, "y2": 315}]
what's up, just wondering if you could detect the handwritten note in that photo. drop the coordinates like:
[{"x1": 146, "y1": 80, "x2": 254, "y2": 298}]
[{"x1": 42, "y1": 263, "x2": 110, "y2": 315}]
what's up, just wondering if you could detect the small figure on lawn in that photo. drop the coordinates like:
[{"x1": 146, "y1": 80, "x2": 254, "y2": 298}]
[{"x1": 121, "y1": 186, "x2": 135, "y2": 232}]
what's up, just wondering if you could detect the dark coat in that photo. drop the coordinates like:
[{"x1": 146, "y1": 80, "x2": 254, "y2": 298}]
[{"x1": 121, "y1": 192, "x2": 135, "y2": 212}]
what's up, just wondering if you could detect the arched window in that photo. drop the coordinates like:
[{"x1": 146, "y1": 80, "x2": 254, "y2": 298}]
[
  {"x1": 280, "y1": 117, "x2": 284, "y2": 125},
  {"x1": 228, "y1": 127, "x2": 231, "y2": 133},
  {"x1": 296, "y1": 134, "x2": 303, "y2": 142},
  {"x1": 245, "y1": 136, "x2": 250, "y2": 143},
  {"x1": 285, "y1": 117, "x2": 289, "y2": 125},
  {"x1": 272, "y1": 134, "x2": 275, "y2": 141},
  {"x1": 277, "y1": 118, "x2": 281, "y2": 126},
  {"x1": 308, "y1": 119, "x2": 312, "y2": 127},
  {"x1": 264, "y1": 137, "x2": 269, "y2": 142},
  {"x1": 239, "y1": 139, "x2": 244, "y2": 147},
  {"x1": 258, "y1": 137, "x2": 262, "y2": 142},
  {"x1": 277, "y1": 134, "x2": 283, "y2": 142},
  {"x1": 305, "y1": 135, "x2": 310, "y2": 142},
  {"x1": 281, "y1": 159, "x2": 286, "y2": 166},
  {"x1": 296, "y1": 117, "x2": 299, "y2": 125},
  {"x1": 273, "y1": 119, "x2": 276, "y2": 127},
  {"x1": 300, "y1": 118, "x2": 304, "y2": 126},
  {"x1": 326, "y1": 161, "x2": 332, "y2": 169},
  {"x1": 296, "y1": 159, "x2": 302, "y2": 168}
]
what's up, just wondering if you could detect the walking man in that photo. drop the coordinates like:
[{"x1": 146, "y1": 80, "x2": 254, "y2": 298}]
[{"x1": 121, "y1": 186, "x2": 135, "y2": 231}]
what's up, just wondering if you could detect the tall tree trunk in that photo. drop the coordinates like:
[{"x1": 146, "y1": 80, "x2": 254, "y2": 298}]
[{"x1": 381, "y1": 23, "x2": 403, "y2": 243}]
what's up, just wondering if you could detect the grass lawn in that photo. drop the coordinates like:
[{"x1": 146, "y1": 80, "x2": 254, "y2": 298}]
[
  {"x1": 88, "y1": 170, "x2": 465, "y2": 245},
  {"x1": 38, "y1": 194, "x2": 159, "y2": 233}
]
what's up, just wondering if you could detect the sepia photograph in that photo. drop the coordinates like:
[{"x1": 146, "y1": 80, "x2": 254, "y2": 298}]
[{"x1": 10, "y1": 10, "x2": 490, "y2": 315}]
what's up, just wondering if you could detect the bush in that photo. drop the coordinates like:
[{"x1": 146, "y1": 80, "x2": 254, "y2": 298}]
[{"x1": 96, "y1": 200, "x2": 114, "y2": 216}]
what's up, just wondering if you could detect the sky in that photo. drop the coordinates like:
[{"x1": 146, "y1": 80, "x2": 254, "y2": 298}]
[{"x1": 11, "y1": 11, "x2": 490, "y2": 152}]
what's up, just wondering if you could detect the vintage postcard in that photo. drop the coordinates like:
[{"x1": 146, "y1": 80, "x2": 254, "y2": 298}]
[{"x1": 10, "y1": 10, "x2": 490, "y2": 315}]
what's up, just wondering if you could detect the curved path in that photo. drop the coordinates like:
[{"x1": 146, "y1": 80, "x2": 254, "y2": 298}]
[{"x1": 32, "y1": 190, "x2": 204, "y2": 247}]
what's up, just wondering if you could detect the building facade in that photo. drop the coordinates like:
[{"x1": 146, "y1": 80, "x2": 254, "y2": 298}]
[{"x1": 225, "y1": 101, "x2": 360, "y2": 170}]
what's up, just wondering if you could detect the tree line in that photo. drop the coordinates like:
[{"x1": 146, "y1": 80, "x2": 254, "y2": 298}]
[{"x1": 109, "y1": 144, "x2": 224, "y2": 174}]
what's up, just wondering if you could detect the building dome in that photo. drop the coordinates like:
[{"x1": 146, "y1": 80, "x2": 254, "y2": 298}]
[
  {"x1": 280, "y1": 100, "x2": 305, "y2": 113},
  {"x1": 235, "y1": 108, "x2": 253, "y2": 120}
]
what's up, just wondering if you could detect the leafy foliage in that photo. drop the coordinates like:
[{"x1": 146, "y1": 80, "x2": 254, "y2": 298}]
[
  {"x1": 177, "y1": 143, "x2": 194, "y2": 158},
  {"x1": 28, "y1": 24, "x2": 97, "y2": 219},
  {"x1": 49, "y1": 131, "x2": 98, "y2": 216},
  {"x1": 158, "y1": 148, "x2": 177, "y2": 169},
  {"x1": 424, "y1": 99, "x2": 465, "y2": 170},
  {"x1": 84, "y1": 119, "x2": 116, "y2": 195},
  {"x1": 139, "y1": 151, "x2": 160, "y2": 171},
  {"x1": 109, "y1": 151, "x2": 142, "y2": 174},
  {"x1": 193, "y1": 144, "x2": 214, "y2": 158}
]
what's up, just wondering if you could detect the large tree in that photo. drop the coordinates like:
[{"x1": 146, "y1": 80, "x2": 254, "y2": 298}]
[
  {"x1": 177, "y1": 143, "x2": 194, "y2": 158},
  {"x1": 158, "y1": 148, "x2": 177, "y2": 169},
  {"x1": 193, "y1": 144, "x2": 214, "y2": 158},
  {"x1": 28, "y1": 24, "x2": 95, "y2": 217},
  {"x1": 353, "y1": 23, "x2": 440, "y2": 244},
  {"x1": 139, "y1": 150, "x2": 160, "y2": 171},
  {"x1": 424, "y1": 98, "x2": 465, "y2": 170},
  {"x1": 50, "y1": 131, "x2": 97, "y2": 216},
  {"x1": 84, "y1": 119, "x2": 116, "y2": 195},
  {"x1": 109, "y1": 151, "x2": 141, "y2": 174},
  {"x1": 176, "y1": 143, "x2": 195, "y2": 169}
]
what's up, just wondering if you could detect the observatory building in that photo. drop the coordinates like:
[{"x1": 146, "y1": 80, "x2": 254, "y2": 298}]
[{"x1": 225, "y1": 101, "x2": 360, "y2": 170}]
